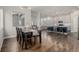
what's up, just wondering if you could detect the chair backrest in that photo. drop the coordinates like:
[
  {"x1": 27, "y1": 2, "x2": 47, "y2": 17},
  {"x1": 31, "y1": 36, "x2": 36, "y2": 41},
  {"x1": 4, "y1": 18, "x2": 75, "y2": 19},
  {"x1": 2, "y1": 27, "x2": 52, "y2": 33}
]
[
  {"x1": 27, "y1": 32, "x2": 33, "y2": 38},
  {"x1": 32, "y1": 25, "x2": 38, "y2": 30},
  {"x1": 16, "y1": 27, "x2": 18, "y2": 35},
  {"x1": 16, "y1": 27, "x2": 19, "y2": 37},
  {"x1": 19, "y1": 28, "x2": 23, "y2": 38}
]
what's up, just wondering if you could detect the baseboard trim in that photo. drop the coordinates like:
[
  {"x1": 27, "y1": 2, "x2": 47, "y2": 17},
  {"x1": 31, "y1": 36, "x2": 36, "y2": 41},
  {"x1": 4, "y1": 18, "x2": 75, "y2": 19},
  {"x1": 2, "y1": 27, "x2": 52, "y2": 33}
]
[
  {"x1": 0, "y1": 35, "x2": 16, "y2": 51},
  {"x1": 4, "y1": 35, "x2": 16, "y2": 39}
]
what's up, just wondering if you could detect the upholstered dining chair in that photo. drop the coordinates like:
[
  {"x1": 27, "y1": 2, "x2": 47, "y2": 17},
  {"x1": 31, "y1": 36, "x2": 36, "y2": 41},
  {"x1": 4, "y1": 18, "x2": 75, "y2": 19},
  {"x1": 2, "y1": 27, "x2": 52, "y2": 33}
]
[
  {"x1": 24, "y1": 32, "x2": 33, "y2": 49},
  {"x1": 16, "y1": 27, "x2": 18, "y2": 41},
  {"x1": 16, "y1": 27, "x2": 20, "y2": 42},
  {"x1": 19, "y1": 28, "x2": 25, "y2": 49}
]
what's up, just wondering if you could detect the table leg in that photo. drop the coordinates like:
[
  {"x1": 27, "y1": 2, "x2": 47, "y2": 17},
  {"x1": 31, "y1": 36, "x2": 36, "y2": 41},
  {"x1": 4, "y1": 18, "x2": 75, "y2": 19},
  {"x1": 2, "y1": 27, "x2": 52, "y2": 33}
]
[{"x1": 39, "y1": 31, "x2": 42, "y2": 45}]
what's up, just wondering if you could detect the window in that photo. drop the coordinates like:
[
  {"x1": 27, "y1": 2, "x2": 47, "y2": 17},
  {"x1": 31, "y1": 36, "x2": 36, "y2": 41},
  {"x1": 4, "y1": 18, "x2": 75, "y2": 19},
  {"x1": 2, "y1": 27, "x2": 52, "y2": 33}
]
[{"x1": 13, "y1": 13, "x2": 25, "y2": 27}]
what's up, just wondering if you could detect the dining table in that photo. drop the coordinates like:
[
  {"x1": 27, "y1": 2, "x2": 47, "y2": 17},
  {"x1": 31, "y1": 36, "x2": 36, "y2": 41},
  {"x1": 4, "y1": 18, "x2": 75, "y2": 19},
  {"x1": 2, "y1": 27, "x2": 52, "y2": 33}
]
[{"x1": 22, "y1": 29, "x2": 42, "y2": 45}]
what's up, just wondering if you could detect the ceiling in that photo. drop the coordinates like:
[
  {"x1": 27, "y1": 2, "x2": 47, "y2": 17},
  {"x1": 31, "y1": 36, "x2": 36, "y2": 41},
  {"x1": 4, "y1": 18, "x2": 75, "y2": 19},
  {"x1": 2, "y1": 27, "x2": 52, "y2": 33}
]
[
  {"x1": 0, "y1": 6, "x2": 79, "y2": 17},
  {"x1": 30, "y1": 6, "x2": 79, "y2": 17}
]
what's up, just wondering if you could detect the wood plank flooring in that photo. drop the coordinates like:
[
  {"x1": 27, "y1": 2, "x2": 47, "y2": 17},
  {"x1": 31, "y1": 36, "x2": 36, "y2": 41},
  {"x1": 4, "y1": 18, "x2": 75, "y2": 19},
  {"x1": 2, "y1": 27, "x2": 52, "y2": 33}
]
[{"x1": 1, "y1": 31, "x2": 79, "y2": 52}]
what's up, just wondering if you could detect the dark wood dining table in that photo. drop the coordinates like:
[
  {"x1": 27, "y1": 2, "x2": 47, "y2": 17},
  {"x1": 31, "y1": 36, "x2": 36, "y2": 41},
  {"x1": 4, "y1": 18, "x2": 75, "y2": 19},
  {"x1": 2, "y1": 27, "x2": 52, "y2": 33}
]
[{"x1": 22, "y1": 29, "x2": 42, "y2": 45}]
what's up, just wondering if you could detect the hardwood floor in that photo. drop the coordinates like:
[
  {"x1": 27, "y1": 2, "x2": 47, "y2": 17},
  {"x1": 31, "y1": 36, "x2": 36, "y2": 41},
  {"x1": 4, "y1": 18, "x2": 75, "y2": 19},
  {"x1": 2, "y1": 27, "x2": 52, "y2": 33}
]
[{"x1": 1, "y1": 31, "x2": 79, "y2": 52}]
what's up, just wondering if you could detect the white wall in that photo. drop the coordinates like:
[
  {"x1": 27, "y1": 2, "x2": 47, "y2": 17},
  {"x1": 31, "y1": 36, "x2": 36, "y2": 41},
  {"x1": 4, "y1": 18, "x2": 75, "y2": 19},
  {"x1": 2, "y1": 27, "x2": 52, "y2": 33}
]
[
  {"x1": 4, "y1": 9, "x2": 16, "y2": 38},
  {"x1": 41, "y1": 17, "x2": 53, "y2": 26},
  {"x1": 4, "y1": 7, "x2": 32, "y2": 38},
  {"x1": 0, "y1": 9, "x2": 3, "y2": 51},
  {"x1": 31, "y1": 11, "x2": 40, "y2": 27},
  {"x1": 25, "y1": 9, "x2": 32, "y2": 27},
  {"x1": 3, "y1": 7, "x2": 79, "y2": 38},
  {"x1": 32, "y1": 12, "x2": 72, "y2": 31},
  {"x1": 70, "y1": 10, "x2": 79, "y2": 32},
  {"x1": 70, "y1": 10, "x2": 79, "y2": 50},
  {"x1": 41, "y1": 14, "x2": 71, "y2": 30},
  {"x1": 53, "y1": 15, "x2": 71, "y2": 26},
  {"x1": 0, "y1": 7, "x2": 32, "y2": 50}
]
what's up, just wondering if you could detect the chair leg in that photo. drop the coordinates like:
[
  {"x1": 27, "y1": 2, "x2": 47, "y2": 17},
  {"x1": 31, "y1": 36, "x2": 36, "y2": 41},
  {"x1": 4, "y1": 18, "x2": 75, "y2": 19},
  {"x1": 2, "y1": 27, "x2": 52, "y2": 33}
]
[
  {"x1": 17, "y1": 36, "x2": 18, "y2": 41},
  {"x1": 31, "y1": 37, "x2": 34, "y2": 46},
  {"x1": 19, "y1": 38, "x2": 21, "y2": 45},
  {"x1": 22, "y1": 38, "x2": 25, "y2": 49},
  {"x1": 21, "y1": 39, "x2": 23, "y2": 49},
  {"x1": 30, "y1": 38, "x2": 32, "y2": 45},
  {"x1": 34, "y1": 37, "x2": 36, "y2": 45},
  {"x1": 18, "y1": 38, "x2": 20, "y2": 43},
  {"x1": 25, "y1": 40, "x2": 28, "y2": 49}
]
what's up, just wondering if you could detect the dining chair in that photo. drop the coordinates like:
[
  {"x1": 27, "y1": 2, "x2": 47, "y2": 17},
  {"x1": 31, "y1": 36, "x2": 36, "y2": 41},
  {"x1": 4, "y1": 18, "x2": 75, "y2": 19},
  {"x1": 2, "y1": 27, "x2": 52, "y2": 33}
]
[
  {"x1": 16, "y1": 27, "x2": 20, "y2": 42},
  {"x1": 20, "y1": 31, "x2": 33, "y2": 49},
  {"x1": 25, "y1": 32, "x2": 33, "y2": 48},
  {"x1": 19, "y1": 28, "x2": 33, "y2": 49},
  {"x1": 16, "y1": 27, "x2": 26, "y2": 49},
  {"x1": 19, "y1": 28, "x2": 25, "y2": 49},
  {"x1": 32, "y1": 30, "x2": 41, "y2": 46},
  {"x1": 16, "y1": 27, "x2": 18, "y2": 41}
]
